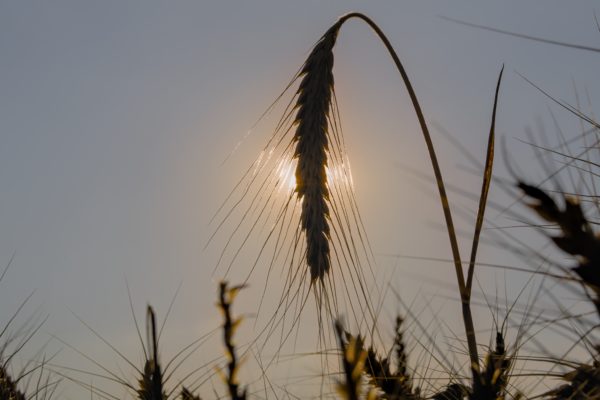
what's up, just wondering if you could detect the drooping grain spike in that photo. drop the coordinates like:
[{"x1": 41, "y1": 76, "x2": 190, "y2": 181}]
[{"x1": 293, "y1": 23, "x2": 341, "y2": 281}]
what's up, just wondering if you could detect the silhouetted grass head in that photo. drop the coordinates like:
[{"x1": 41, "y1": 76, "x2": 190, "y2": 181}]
[
  {"x1": 293, "y1": 23, "x2": 340, "y2": 282},
  {"x1": 519, "y1": 182, "x2": 600, "y2": 314},
  {"x1": 137, "y1": 306, "x2": 166, "y2": 400},
  {"x1": 209, "y1": 15, "x2": 380, "y2": 351},
  {"x1": 471, "y1": 331, "x2": 511, "y2": 400},
  {"x1": 519, "y1": 182, "x2": 600, "y2": 398},
  {"x1": 0, "y1": 365, "x2": 27, "y2": 400}
]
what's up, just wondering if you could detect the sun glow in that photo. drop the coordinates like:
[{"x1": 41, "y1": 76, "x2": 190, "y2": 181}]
[
  {"x1": 326, "y1": 158, "x2": 354, "y2": 190},
  {"x1": 276, "y1": 155, "x2": 355, "y2": 196},
  {"x1": 276, "y1": 157, "x2": 297, "y2": 193}
]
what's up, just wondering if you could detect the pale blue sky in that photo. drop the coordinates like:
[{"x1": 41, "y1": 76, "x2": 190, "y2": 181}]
[{"x1": 1, "y1": 1, "x2": 599, "y2": 398}]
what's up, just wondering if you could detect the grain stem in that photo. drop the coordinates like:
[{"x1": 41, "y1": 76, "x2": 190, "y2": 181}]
[{"x1": 335, "y1": 12, "x2": 480, "y2": 377}]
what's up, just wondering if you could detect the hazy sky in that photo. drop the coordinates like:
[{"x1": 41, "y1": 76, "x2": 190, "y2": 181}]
[{"x1": 1, "y1": 1, "x2": 599, "y2": 398}]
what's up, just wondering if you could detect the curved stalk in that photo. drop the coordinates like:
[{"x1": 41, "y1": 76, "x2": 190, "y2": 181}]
[{"x1": 335, "y1": 12, "x2": 480, "y2": 376}]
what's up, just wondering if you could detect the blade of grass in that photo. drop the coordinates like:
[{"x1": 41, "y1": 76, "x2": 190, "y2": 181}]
[
  {"x1": 440, "y1": 16, "x2": 600, "y2": 53},
  {"x1": 466, "y1": 65, "x2": 504, "y2": 295}
]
